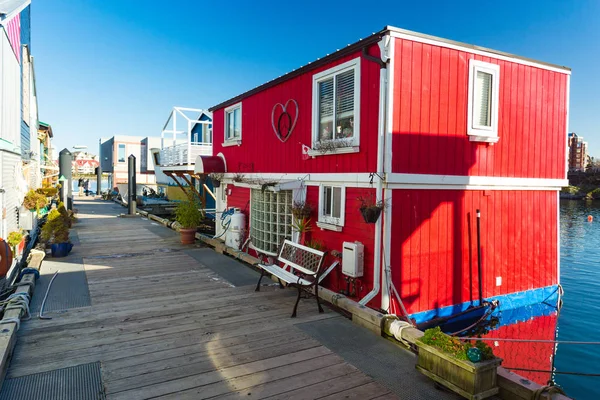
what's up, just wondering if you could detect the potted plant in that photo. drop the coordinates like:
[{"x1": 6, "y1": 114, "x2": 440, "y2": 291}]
[
  {"x1": 7, "y1": 231, "x2": 24, "y2": 256},
  {"x1": 416, "y1": 327, "x2": 501, "y2": 400},
  {"x1": 292, "y1": 201, "x2": 313, "y2": 220},
  {"x1": 209, "y1": 173, "x2": 224, "y2": 188},
  {"x1": 23, "y1": 189, "x2": 47, "y2": 213},
  {"x1": 292, "y1": 217, "x2": 312, "y2": 245},
  {"x1": 357, "y1": 195, "x2": 386, "y2": 223},
  {"x1": 175, "y1": 198, "x2": 204, "y2": 244},
  {"x1": 41, "y1": 209, "x2": 73, "y2": 257}
]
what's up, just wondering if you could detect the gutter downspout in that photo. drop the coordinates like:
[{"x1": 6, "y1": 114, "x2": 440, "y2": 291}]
[{"x1": 359, "y1": 36, "x2": 390, "y2": 306}]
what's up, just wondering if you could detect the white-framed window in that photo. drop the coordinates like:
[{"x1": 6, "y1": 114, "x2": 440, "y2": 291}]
[
  {"x1": 224, "y1": 102, "x2": 242, "y2": 144},
  {"x1": 312, "y1": 58, "x2": 361, "y2": 149},
  {"x1": 117, "y1": 144, "x2": 126, "y2": 163},
  {"x1": 250, "y1": 189, "x2": 292, "y2": 255},
  {"x1": 318, "y1": 185, "x2": 345, "y2": 229},
  {"x1": 467, "y1": 59, "x2": 500, "y2": 142}
]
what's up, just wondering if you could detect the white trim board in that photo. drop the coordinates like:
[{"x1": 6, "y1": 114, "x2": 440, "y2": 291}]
[
  {"x1": 221, "y1": 172, "x2": 567, "y2": 189},
  {"x1": 387, "y1": 173, "x2": 568, "y2": 189},
  {"x1": 388, "y1": 30, "x2": 570, "y2": 75}
]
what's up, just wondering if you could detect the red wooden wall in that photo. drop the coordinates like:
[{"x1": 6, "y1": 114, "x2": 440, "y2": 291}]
[
  {"x1": 212, "y1": 47, "x2": 381, "y2": 174},
  {"x1": 391, "y1": 38, "x2": 568, "y2": 179},
  {"x1": 390, "y1": 189, "x2": 558, "y2": 314},
  {"x1": 224, "y1": 184, "x2": 376, "y2": 301}
]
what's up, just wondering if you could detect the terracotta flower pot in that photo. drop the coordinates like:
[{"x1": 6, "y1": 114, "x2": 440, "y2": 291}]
[{"x1": 180, "y1": 228, "x2": 197, "y2": 244}]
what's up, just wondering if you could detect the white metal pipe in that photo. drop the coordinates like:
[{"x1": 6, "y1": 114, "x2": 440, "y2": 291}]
[
  {"x1": 381, "y1": 36, "x2": 395, "y2": 311},
  {"x1": 187, "y1": 120, "x2": 192, "y2": 165},
  {"x1": 359, "y1": 39, "x2": 388, "y2": 306}
]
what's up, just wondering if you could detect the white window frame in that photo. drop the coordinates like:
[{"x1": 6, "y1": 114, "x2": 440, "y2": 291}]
[
  {"x1": 311, "y1": 58, "x2": 361, "y2": 151},
  {"x1": 467, "y1": 59, "x2": 500, "y2": 143},
  {"x1": 223, "y1": 102, "x2": 242, "y2": 146},
  {"x1": 317, "y1": 184, "x2": 345, "y2": 231}
]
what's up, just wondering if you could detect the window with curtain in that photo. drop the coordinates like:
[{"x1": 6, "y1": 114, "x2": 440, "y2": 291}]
[
  {"x1": 313, "y1": 58, "x2": 360, "y2": 147},
  {"x1": 225, "y1": 103, "x2": 242, "y2": 141},
  {"x1": 467, "y1": 60, "x2": 500, "y2": 141}
]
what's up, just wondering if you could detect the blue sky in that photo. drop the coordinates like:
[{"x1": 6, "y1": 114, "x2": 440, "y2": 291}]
[{"x1": 32, "y1": 0, "x2": 599, "y2": 156}]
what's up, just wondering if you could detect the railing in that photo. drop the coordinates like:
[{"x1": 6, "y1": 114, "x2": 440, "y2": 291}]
[{"x1": 159, "y1": 142, "x2": 212, "y2": 167}]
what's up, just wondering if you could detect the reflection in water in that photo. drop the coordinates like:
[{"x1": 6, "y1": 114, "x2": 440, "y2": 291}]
[{"x1": 433, "y1": 200, "x2": 600, "y2": 399}]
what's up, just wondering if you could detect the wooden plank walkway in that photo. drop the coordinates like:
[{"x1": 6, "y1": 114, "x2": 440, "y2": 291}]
[{"x1": 9, "y1": 198, "x2": 398, "y2": 400}]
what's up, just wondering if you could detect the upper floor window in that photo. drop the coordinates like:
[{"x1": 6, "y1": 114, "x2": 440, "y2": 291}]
[
  {"x1": 312, "y1": 58, "x2": 361, "y2": 150},
  {"x1": 467, "y1": 59, "x2": 500, "y2": 143},
  {"x1": 224, "y1": 103, "x2": 242, "y2": 144},
  {"x1": 117, "y1": 144, "x2": 126, "y2": 163}
]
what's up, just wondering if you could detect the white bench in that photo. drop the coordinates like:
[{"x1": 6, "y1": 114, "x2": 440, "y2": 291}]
[{"x1": 255, "y1": 240, "x2": 327, "y2": 318}]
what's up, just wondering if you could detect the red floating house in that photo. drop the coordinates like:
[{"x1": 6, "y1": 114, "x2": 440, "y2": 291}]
[{"x1": 205, "y1": 26, "x2": 570, "y2": 323}]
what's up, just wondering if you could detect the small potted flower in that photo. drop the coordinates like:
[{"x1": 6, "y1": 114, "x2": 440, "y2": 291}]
[
  {"x1": 175, "y1": 198, "x2": 204, "y2": 244},
  {"x1": 357, "y1": 195, "x2": 386, "y2": 223}
]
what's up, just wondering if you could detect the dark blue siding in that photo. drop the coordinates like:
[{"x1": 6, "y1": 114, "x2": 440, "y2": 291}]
[{"x1": 20, "y1": 6, "x2": 31, "y2": 48}]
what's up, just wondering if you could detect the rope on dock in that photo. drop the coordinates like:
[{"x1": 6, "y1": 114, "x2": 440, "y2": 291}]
[{"x1": 459, "y1": 337, "x2": 600, "y2": 345}]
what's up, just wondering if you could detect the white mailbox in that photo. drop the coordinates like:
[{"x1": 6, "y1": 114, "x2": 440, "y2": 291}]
[{"x1": 342, "y1": 241, "x2": 364, "y2": 278}]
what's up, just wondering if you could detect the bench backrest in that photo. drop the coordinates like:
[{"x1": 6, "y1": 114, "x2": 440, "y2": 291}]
[{"x1": 278, "y1": 240, "x2": 326, "y2": 277}]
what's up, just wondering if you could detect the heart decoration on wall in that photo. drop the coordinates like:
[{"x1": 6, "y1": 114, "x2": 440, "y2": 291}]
[{"x1": 271, "y1": 99, "x2": 298, "y2": 143}]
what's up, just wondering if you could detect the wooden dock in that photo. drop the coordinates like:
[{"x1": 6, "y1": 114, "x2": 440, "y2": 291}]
[{"x1": 8, "y1": 198, "x2": 398, "y2": 399}]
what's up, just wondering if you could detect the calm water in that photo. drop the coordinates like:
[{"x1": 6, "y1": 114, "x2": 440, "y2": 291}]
[
  {"x1": 555, "y1": 200, "x2": 600, "y2": 399},
  {"x1": 438, "y1": 201, "x2": 598, "y2": 399}
]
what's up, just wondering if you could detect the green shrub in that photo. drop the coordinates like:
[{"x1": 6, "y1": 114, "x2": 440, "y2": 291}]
[
  {"x1": 588, "y1": 188, "x2": 600, "y2": 200},
  {"x1": 7, "y1": 231, "x2": 23, "y2": 250},
  {"x1": 175, "y1": 199, "x2": 203, "y2": 229},
  {"x1": 41, "y1": 209, "x2": 70, "y2": 243},
  {"x1": 561, "y1": 185, "x2": 580, "y2": 195},
  {"x1": 36, "y1": 187, "x2": 58, "y2": 197},
  {"x1": 23, "y1": 190, "x2": 47, "y2": 211},
  {"x1": 419, "y1": 327, "x2": 495, "y2": 362}
]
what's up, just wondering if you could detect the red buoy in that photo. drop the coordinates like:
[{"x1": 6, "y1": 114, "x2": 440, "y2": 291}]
[{"x1": 588, "y1": 215, "x2": 594, "y2": 222}]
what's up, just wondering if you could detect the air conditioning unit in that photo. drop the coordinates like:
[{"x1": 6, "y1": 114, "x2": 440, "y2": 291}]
[{"x1": 342, "y1": 241, "x2": 364, "y2": 278}]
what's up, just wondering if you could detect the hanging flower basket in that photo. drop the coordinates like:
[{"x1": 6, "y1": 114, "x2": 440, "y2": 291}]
[
  {"x1": 360, "y1": 206, "x2": 382, "y2": 223},
  {"x1": 292, "y1": 201, "x2": 313, "y2": 220}
]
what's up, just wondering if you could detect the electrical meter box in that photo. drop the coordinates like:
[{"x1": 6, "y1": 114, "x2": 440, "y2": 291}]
[{"x1": 342, "y1": 241, "x2": 364, "y2": 277}]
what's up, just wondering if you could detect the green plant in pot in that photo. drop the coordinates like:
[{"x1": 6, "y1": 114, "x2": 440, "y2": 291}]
[
  {"x1": 41, "y1": 209, "x2": 73, "y2": 257},
  {"x1": 175, "y1": 198, "x2": 204, "y2": 244},
  {"x1": 7, "y1": 231, "x2": 23, "y2": 255},
  {"x1": 23, "y1": 189, "x2": 48, "y2": 213},
  {"x1": 416, "y1": 327, "x2": 501, "y2": 399}
]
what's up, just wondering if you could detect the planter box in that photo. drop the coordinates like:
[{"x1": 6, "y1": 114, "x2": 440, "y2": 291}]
[{"x1": 416, "y1": 342, "x2": 501, "y2": 400}]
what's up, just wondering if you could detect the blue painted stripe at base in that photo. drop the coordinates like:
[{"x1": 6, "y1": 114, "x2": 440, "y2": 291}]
[{"x1": 409, "y1": 285, "x2": 560, "y2": 325}]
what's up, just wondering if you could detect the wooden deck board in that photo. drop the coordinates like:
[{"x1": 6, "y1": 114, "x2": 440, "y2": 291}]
[{"x1": 7, "y1": 199, "x2": 397, "y2": 399}]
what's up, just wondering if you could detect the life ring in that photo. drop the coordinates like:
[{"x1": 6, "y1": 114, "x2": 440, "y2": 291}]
[{"x1": 0, "y1": 239, "x2": 13, "y2": 277}]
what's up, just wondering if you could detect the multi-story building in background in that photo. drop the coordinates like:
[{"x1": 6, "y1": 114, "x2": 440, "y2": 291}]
[
  {"x1": 100, "y1": 135, "x2": 159, "y2": 193},
  {"x1": 568, "y1": 132, "x2": 588, "y2": 172}
]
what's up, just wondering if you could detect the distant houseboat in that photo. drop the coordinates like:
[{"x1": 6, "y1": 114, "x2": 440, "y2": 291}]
[{"x1": 190, "y1": 26, "x2": 570, "y2": 323}]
